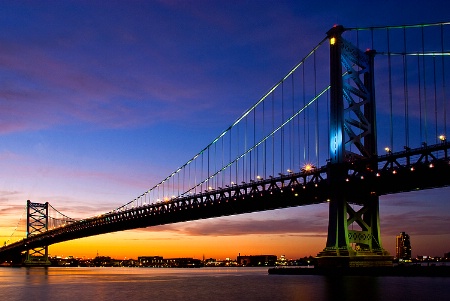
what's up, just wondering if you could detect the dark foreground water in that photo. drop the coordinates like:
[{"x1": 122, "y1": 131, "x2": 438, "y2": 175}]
[{"x1": 1, "y1": 267, "x2": 449, "y2": 301}]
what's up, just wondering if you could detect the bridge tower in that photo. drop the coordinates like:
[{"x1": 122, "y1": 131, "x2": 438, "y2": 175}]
[
  {"x1": 317, "y1": 25, "x2": 392, "y2": 267},
  {"x1": 23, "y1": 200, "x2": 51, "y2": 266}
]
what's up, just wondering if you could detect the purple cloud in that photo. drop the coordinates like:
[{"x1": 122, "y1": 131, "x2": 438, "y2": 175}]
[
  {"x1": 142, "y1": 214, "x2": 329, "y2": 237},
  {"x1": 382, "y1": 211, "x2": 450, "y2": 236}
]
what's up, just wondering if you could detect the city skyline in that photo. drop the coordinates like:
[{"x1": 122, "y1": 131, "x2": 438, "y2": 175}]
[
  {"x1": 45, "y1": 229, "x2": 449, "y2": 261},
  {"x1": 1, "y1": 1, "x2": 450, "y2": 260}
]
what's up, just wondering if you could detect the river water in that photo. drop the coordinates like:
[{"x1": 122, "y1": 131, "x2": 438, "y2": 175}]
[{"x1": 1, "y1": 267, "x2": 449, "y2": 301}]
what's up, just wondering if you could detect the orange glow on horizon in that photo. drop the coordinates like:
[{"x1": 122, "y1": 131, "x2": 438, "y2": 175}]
[{"x1": 45, "y1": 230, "x2": 326, "y2": 260}]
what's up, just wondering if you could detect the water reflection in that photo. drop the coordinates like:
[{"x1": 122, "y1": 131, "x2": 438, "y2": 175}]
[
  {"x1": 0, "y1": 267, "x2": 448, "y2": 301},
  {"x1": 324, "y1": 276, "x2": 380, "y2": 301}
]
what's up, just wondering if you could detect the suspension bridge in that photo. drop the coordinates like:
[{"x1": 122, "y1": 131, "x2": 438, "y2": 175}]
[{"x1": 1, "y1": 22, "x2": 449, "y2": 267}]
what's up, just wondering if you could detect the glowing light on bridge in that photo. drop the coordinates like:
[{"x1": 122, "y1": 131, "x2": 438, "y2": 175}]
[{"x1": 301, "y1": 163, "x2": 315, "y2": 173}]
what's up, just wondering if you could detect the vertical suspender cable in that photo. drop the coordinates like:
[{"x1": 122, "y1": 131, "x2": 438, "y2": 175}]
[
  {"x1": 307, "y1": 64, "x2": 310, "y2": 162},
  {"x1": 253, "y1": 108, "x2": 256, "y2": 179},
  {"x1": 291, "y1": 73, "x2": 295, "y2": 171},
  {"x1": 236, "y1": 123, "x2": 239, "y2": 184},
  {"x1": 214, "y1": 139, "x2": 217, "y2": 188},
  {"x1": 418, "y1": 53, "x2": 423, "y2": 143},
  {"x1": 229, "y1": 126, "x2": 232, "y2": 185},
  {"x1": 387, "y1": 28, "x2": 394, "y2": 150},
  {"x1": 272, "y1": 92, "x2": 275, "y2": 176},
  {"x1": 202, "y1": 147, "x2": 209, "y2": 191},
  {"x1": 263, "y1": 94, "x2": 266, "y2": 178},
  {"x1": 281, "y1": 81, "x2": 284, "y2": 173},
  {"x1": 422, "y1": 26, "x2": 428, "y2": 144},
  {"x1": 244, "y1": 115, "x2": 247, "y2": 182},
  {"x1": 245, "y1": 112, "x2": 248, "y2": 182},
  {"x1": 327, "y1": 88, "x2": 330, "y2": 162},
  {"x1": 158, "y1": 177, "x2": 162, "y2": 202},
  {"x1": 167, "y1": 170, "x2": 170, "y2": 199},
  {"x1": 298, "y1": 70, "x2": 301, "y2": 168},
  {"x1": 314, "y1": 50, "x2": 319, "y2": 166},
  {"x1": 441, "y1": 24, "x2": 447, "y2": 137},
  {"x1": 403, "y1": 27, "x2": 409, "y2": 147},
  {"x1": 303, "y1": 63, "x2": 306, "y2": 162},
  {"x1": 194, "y1": 156, "x2": 197, "y2": 194},
  {"x1": 433, "y1": 54, "x2": 438, "y2": 143},
  {"x1": 186, "y1": 159, "x2": 189, "y2": 196}
]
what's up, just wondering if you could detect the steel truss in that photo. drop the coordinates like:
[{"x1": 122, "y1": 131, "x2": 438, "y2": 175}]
[
  {"x1": 318, "y1": 25, "x2": 391, "y2": 267},
  {"x1": 24, "y1": 200, "x2": 51, "y2": 266}
]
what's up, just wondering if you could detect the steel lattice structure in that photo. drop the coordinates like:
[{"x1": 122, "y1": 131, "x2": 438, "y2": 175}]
[{"x1": 24, "y1": 200, "x2": 51, "y2": 266}]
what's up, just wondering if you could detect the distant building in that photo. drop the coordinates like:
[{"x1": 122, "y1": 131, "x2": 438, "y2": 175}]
[
  {"x1": 93, "y1": 256, "x2": 112, "y2": 267},
  {"x1": 444, "y1": 252, "x2": 450, "y2": 260},
  {"x1": 138, "y1": 256, "x2": 164, "y2": 267},
  {"x1": 396, "y1": 232, "x2": 412, "y2": 261},
  {"x1": 138, "y1": 256, "x2": 201, "y2": 267},
  {"x1": 236, "y1": 255, "x2": 277, "y2": 266},
  {"x1": 165, "y1": 257, "x2": 202, "y2": 268}
]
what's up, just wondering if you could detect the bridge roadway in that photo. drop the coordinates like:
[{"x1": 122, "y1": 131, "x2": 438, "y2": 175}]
[{"x1": 0, "y1": 142, "x2": 449, "y2": 260}]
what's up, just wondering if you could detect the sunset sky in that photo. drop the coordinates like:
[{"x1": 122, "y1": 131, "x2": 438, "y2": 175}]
[{"x1": 1, "y1": 0, "x2": 450, "y2": 261}]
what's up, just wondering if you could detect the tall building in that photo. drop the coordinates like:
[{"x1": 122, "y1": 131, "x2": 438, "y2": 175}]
[{"x1": 396, "y1": 232, "x2": 412, "y2": 261}]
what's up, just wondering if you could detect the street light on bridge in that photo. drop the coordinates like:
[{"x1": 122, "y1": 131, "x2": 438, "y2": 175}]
[{"x1": 301, "y1": 163, "x2": 315, "y2": 173}]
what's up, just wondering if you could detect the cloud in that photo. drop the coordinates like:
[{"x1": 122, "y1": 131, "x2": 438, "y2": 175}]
[
  {"x1": 382, "y1": 211, "x2": 450, "y2": 236},
  {"x1": 141, "y1": 215, "x2": 329, "y2": 237},
  {"x1": 1, "y1": 1, "x2": 330, "y2": 135},
  {"x1": 0, "y1": 204, "x2": 25, "y2": 214},
  {"x1": 0, "y1": 28, "x2": 213, "y2": 133},
  {"x1": 0, "y1": 190, "x2": 21, "y2": 197}
]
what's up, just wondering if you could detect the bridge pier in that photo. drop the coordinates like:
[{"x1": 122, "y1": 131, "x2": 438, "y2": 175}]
[
  {"x1": 316, "y1": 168, "x2": 393, "y2": 268},
  {"x1": 316, "y1": 194, "x2": 393, "y2": 268},
  {"x1": 316, "y1": 25, "x2": 392, "y2": 268}
]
